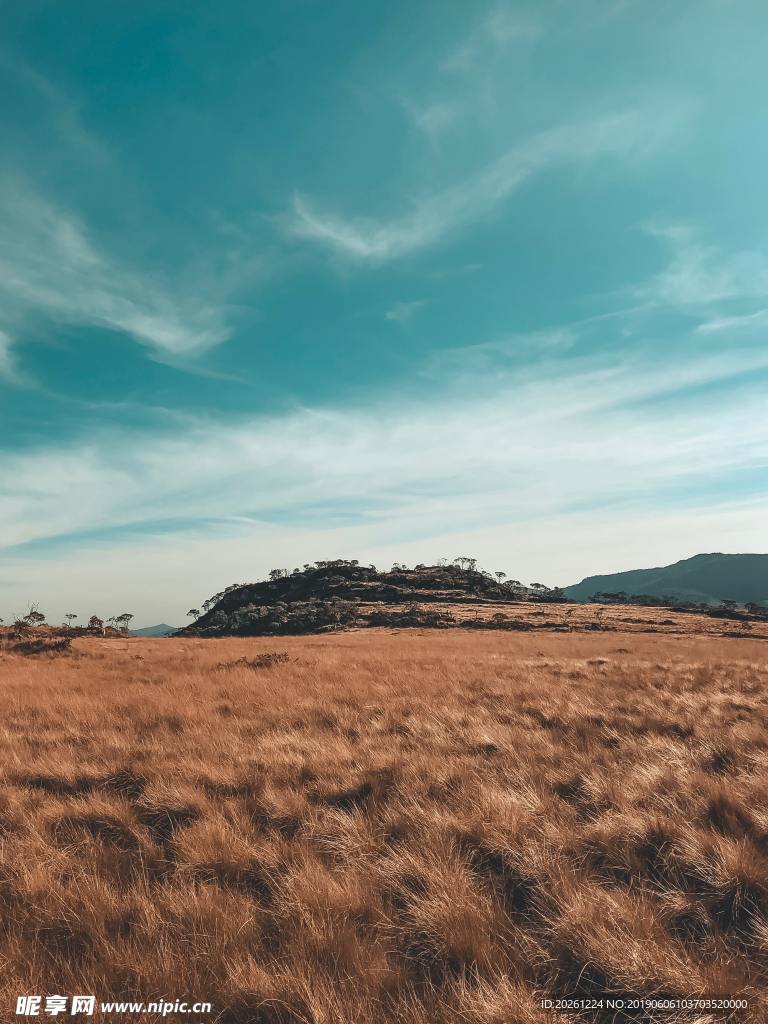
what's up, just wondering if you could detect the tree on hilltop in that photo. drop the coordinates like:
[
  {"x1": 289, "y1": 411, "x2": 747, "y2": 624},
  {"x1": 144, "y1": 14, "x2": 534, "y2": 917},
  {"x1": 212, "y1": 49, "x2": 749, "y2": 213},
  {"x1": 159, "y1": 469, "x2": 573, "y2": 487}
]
[
  {"x1": 454, "y1": 556, "x2": 477, "y2": 572},
  {"x1": 187, "y1": 608, "x2": 201, "y2": 621},
  {"x1": 64, "y1": 613, "x2": 78, "y2": 628}
]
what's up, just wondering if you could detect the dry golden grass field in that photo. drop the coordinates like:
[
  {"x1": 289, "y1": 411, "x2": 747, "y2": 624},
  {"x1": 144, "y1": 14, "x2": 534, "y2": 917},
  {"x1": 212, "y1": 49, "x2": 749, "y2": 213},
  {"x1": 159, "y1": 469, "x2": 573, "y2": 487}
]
[
  {"x1": 355, "y1": 600, "x2": 768, "y2": 639},
  {"x1": 2, "y1": 625, "x2": 768, "y2": 1023}
]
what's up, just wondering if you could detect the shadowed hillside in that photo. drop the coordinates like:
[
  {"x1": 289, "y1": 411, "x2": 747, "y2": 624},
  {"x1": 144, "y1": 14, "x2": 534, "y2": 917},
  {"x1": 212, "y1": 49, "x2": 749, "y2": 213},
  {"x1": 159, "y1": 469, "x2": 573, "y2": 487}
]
[{"x1": 565, "y1": 553, "x2": 768, "y2": 606}]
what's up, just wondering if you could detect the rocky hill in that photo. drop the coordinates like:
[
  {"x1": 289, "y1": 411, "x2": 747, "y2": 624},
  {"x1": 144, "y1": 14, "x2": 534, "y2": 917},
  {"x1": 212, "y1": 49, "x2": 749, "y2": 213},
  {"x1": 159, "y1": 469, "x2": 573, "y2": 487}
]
[
  {"x1": 179, "y1": 560, "x2": 565, "y2": 637},
  {"x1": 564, "y1": 552, "x2": 768, "y2": 606}
]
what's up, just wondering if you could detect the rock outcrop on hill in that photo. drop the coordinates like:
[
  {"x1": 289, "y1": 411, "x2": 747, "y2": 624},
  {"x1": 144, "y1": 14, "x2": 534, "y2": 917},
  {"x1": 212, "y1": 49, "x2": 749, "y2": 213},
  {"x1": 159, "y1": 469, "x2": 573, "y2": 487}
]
[{"x1": 178, "y1": 560, "x2": 565, "y2": 637}]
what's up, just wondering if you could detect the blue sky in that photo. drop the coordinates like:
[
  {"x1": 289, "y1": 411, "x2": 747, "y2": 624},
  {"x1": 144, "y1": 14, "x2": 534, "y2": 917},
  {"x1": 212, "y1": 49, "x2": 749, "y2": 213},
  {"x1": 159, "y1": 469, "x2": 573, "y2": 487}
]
[{"x1": 2, "y1": 0, "x2": 768, "y2": 625}]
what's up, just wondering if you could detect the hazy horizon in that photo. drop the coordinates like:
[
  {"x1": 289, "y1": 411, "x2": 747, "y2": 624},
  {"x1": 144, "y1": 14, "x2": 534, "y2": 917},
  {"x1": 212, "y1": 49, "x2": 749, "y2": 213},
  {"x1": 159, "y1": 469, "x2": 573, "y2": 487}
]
[
  {"x1": 3, "y1": 1, "x2": 768, "y2": 625},
  {"x1": 4, "y1": 538, "x2": 764, "y2": 629}
]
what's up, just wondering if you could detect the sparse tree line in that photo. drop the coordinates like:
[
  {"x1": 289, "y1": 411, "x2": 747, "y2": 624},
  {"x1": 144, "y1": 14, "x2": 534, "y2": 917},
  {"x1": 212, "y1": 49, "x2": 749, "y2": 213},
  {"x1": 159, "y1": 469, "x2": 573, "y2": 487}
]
[
  {"x1": 0, "y1": 604, "x2": 135, "y2": 636},
  {"x1": 590, "y1": 591, "x2": 768, "y2": 620}
]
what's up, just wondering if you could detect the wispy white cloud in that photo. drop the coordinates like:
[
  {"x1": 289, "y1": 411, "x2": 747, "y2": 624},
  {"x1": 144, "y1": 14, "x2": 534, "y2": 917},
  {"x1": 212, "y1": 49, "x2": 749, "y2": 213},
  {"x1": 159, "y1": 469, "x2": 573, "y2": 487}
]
[
  {"x1": 0, "y1": 329, "x2": 19, "y2": 381},
  {"x1": 2, "y1": 340, "x2": 766, "y2": 553},
  {"x1": 696, "y1": 309, "x2": 768, "y2": 334},
  {"x1": 441, "y1": 5, "x2": 541, "y2": 73},
  {"x1": 0, "y1": 58, "x2": 235, "y2": 370},
  {"x1": 0, "y1": 51, "x2": 109, "y2": 165},
  {"x1": 640, "y1": 222, "x2": 768, "y2": 308},
  {"x1": 423, "y1": 328, "x2": 577, "y2": 378},
  {"x1": 3, "y1": 337, "x2": 767, "y2": 622},
  {"x1": 291, "y1": 108, "x2": 686, "y2": 263},
  {"x1": 401, "y1": 7, "x2": 539, "y2": 142},
  {"x1": 404, "y1": 99, "x2": 459, "y2": 139},
  {"x1": 385, "y1": 299, "x2": 428, "y2": 322},
  {"x1": 0, "y1": 182, "x2": 231, "y2": 366}
]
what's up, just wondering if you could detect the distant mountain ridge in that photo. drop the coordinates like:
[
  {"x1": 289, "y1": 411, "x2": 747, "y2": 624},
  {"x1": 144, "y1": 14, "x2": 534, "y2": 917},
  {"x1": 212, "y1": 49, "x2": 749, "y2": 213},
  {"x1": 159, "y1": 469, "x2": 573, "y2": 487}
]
[
  {"x1": 564, "y1": 553, "x2": 768, "y2": 605},
  {"x1": 129, "y1": 623, "x2": 179, "y2": 637}
]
